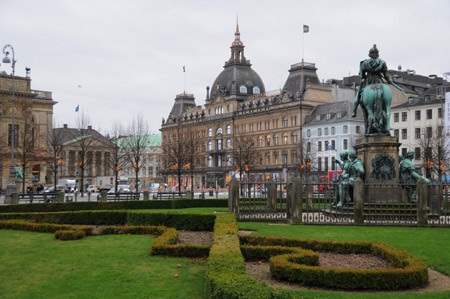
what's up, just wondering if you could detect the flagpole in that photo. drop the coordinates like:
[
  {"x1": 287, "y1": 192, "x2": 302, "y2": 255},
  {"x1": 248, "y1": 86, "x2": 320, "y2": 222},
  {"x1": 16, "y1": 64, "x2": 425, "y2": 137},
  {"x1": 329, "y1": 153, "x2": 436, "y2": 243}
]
[{"x1": 183, "y1": 66, "x2": 186, "y2": 95}]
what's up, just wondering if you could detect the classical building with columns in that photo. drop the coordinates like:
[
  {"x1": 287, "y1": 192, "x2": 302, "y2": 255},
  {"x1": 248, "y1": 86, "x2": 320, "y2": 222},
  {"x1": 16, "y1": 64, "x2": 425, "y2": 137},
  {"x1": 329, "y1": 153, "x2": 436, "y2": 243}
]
[
  {"x1": 54, "y1": 124, "x2": 113, "y2": 186},
  {"x1": 160, "y1": 24, "x2": 334, "y2": 188},
  {"x1": 0, "y1": 71, "x2": 54, "y2": 191}
]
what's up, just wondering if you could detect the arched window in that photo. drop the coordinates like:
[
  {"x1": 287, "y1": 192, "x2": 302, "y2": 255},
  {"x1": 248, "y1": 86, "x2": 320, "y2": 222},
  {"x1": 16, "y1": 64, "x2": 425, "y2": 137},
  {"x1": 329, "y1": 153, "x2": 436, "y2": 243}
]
[
  {"x1": 282, "y1": 151, "x2": 288, "y2": 164},
  {"x1": 216, "y1": 127, "x2": 223, "y2": 135},
  {"x1": 240, "y1": 85, "x2": 247, "y2": 93},
  {"x1": 253, "y1": 86, "x2": 260, "y2": 94},
  {"x1": 226, "y1": 139, "x2": 232, "y2": 149},
  {"x1": 208, "y1": 128, "x2": 212, "y2": 137},
  {"x1": 282, "y1": 133, "x2": 288, "y2": 145},
  {"x1": 216, "y1": 139, "x2": 222, "y2": 150},
  {"x1": 208, "y1": 141, "x2": 212, "y2": 151},
  {"x1": 265, "y1": 135, "x2": 271, "y2": 146},
  {"x1": 226, "y1": 125, "x2": 231, "y2": 134},
  {"x1": 273, "y1": 134, "x2": 280, "y2": 145}
]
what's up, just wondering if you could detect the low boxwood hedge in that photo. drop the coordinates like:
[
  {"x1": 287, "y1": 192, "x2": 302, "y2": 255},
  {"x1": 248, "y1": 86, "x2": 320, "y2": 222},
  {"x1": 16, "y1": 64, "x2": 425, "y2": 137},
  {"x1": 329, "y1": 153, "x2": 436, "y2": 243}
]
[
  {"x1": 150, "y1": 227, "x2": 210, "y2": 258},
  {"x1": 0, "y1": 219, "x2": 93, "y2": 235},
  {"x1": 127, "y1": 212, "x2": 216, "y2": 231},
  {"x1": 0, "y1": 199, "x2": 227, "y2": 214},
  {"x1": 241, "y1": 235, "x2": 429, "y2": 290},
  {"x1": 205, "y1": 214, "x2": 299, "y2": 298},
  {"x1": 55, "y1": 229, "x2": 86, "y2": 241}
]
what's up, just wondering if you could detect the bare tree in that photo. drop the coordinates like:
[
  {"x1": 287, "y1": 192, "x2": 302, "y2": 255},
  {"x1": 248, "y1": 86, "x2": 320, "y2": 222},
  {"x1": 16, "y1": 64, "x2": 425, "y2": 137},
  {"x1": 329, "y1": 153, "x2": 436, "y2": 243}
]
[
  {"x1": 232, "y1": 134, "x2": 257, "y2": 182},
  {"x1": 183, "y1": 128, "x2": 203, "y2": 193},
  {"x1": 106, "y1": 121, "x2": 127, "y2": 193},
  {"x1": 164, "y1": 121, "x2": 188, "y2": 191},
  {"x1": 418, "y1": 125, "x2": 450, "y2": 181},
  {"x1": 15, "y1": 116, "x2": 39, "y2": 194},
  {"x1": 296, "y1": 138, "x2": 316, "y2": 181},
  {"x1": 44, "y1": 121, "x2": 65, "y2": 190},
  {"x1": 75, "y1": 111, "x2": 95, "y2": 194},
  {"x1": 123, "y1": 114, "x2": 151, "y2": 191}
]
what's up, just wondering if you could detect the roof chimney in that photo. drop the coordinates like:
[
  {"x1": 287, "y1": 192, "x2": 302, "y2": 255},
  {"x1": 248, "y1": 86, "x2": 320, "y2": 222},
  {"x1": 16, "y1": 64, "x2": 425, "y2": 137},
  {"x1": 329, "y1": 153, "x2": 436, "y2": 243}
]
[
  {"x1": 88, "y1": 125, "x2": 92, "y2": 130},
  {"x1": 63, "y1": 124, "x2": 68, "y2": 129}
]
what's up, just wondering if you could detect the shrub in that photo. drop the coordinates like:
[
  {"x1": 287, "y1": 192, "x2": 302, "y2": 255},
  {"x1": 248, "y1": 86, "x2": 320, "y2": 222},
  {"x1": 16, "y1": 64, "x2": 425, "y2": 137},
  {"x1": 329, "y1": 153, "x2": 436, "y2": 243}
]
[
  {"x1": 55, "y1": 230, "x2": 86, "y2": 241},
  {"x1": 0, "y1": 211, "x2": 128, "y2": 225},
  {"x1": 127, "y1": 212, "x2": 216, "y2": 231},
  {"x1": 0, "y1": 199, "x2": 228, "y2": 213},
  {"x1": 99, "y1": 225, "x2": 167, "y2": 236},
  {"x1": 150, "y1": 227, "x2": 210, "y2": 258},
  {"x1": 0, "y1": 220, "x2": 92, "y2": 235}
]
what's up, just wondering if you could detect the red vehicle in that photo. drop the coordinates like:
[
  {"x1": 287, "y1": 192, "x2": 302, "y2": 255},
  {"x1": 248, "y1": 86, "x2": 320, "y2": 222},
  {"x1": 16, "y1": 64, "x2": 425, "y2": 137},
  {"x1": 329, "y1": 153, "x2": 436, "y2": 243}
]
[{"x1": 319, "y1": 171, "x2": 343, "y2": 191}]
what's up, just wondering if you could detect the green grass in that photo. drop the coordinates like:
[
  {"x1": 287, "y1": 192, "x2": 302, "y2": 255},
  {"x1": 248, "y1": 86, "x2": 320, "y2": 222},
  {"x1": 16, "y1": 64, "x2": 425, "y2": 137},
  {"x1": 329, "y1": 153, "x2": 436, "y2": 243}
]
[
  {"x1": 0, "y1": 230, "x2": 206, "y2": 299},
  {"x1": 238, "y1": 222, "x2": 450, "y2": 298}
]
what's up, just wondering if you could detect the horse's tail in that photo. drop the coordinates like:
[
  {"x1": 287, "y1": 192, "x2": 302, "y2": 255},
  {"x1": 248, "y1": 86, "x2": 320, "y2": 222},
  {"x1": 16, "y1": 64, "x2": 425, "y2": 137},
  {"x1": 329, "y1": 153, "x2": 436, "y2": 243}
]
[{"x1": 373, "y1": 86, "x2": 384, "y2": 127}]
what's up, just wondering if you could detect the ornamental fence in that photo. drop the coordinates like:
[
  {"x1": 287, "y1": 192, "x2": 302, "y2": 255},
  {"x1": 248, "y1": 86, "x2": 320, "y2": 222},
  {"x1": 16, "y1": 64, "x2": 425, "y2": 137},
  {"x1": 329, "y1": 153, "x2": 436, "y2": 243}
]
[{"x1": 230, "y1": 179, "x2": 450, "y2": 227}]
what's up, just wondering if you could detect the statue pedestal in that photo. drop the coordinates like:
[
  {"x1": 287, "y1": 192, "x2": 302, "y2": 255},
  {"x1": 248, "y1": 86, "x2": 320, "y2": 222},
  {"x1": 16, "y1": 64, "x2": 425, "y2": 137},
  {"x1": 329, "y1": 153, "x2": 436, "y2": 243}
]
[{"x1": 354, "y1": 136, "x2": 401, "y2": 202}]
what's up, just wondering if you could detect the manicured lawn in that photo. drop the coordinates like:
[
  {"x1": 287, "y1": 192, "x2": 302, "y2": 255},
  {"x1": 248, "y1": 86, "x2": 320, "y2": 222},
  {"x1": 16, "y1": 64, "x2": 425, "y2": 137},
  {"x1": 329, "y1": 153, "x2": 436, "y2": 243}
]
[
  {"x1": 238, "y1": 222, "x2": 450, "y2": 299},
  {"x1": 0, "y1": 230, "x2": 206, "y2": 299}
]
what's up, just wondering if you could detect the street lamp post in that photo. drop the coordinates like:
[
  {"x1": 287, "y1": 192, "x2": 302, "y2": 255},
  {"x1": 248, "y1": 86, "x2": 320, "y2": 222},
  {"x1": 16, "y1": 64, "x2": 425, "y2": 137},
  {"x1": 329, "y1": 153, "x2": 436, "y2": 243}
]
[{"x1": 3, "y1": 44, "x2": 17, "y2": 204}]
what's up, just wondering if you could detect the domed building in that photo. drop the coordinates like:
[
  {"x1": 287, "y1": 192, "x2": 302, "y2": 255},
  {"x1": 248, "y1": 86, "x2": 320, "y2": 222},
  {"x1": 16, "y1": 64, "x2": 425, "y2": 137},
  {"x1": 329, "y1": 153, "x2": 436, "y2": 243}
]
[
  {"x1": 208, "y1": 23, "x2": 265, "y2": 101},
  {"x1": 161, "y1": 23, "x2": 334, "y2": 189}
]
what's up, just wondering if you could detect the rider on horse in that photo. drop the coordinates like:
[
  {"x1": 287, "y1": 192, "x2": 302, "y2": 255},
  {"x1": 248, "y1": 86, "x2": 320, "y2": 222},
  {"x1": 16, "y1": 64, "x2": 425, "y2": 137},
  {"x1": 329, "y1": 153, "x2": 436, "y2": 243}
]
[{"x1": 352, "y1": 44, "x2": 393, "y2": 118}]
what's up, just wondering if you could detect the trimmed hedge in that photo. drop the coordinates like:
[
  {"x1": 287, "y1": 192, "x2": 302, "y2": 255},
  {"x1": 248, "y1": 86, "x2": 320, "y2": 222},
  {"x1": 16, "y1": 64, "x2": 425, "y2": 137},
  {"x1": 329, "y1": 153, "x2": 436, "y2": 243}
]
[
  {"x1": 0, "y1": 199, "x2": 227, "y2": 214},
  {"x1": 0, "y1": 211, "x2": 128, "y2": 225},
  {"x1": 127, "y1": 212, "x2": 216, "y2": 231},
  {"x1": 205, "y1": 214, "x2": 299, "y2": 299},
  {"x1": 241, "y1": 235, "x2": 429, "y2": 290},
  {"x1": 0, "y1": 219, "x2": 93, "y2": 235},
  {"x1": 99, "y1": 225, "x2": 167, "y2": 235},
  {"x1": 55, "y1": 230, "x2": 86, "y2": 241}
]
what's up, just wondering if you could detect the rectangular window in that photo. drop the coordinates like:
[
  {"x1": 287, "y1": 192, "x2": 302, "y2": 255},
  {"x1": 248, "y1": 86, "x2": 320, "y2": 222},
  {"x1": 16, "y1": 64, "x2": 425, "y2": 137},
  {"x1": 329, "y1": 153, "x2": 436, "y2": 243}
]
[
  {"x1": 318, "y1": 141, "x2": 322, "y2": 152},
  {"x1": 149, "y1": 166, "x2": 154, "y2": 176},
  {"x1": 307, "y1": 142, "x2": 311, "y2": 153},
  {"x1": 343, "y1": 125, "x2": 348, "y2": 134},
  {"x1": 402, "y1": 148, "x2": 407, "y2": 157},
  {"x1": 331, "y1": 140, "x2": 336, "y2": 150},
  {"x1": 324, "y1": 128, "x2": 329, "y2": 135},
  {"x1": 8, "y1": 124, "x2": 19, "y2": 147},
  {"x1": 426, "y1": 109, "x2": 432, "y2": 119},
  {"x1": 394, "y1": 113, "x2": 399, "y2": 122},
  {"x1": 394, "y1": 129, "x2": 399, "y2": 138},
  {"x1": 415, "y1": 147, "x2": 421, "y2": 160},
  {"x1": 331, "y1": 127, "x2": 335, "y2": 135},
  {"x1": 401, "y1": 129, "x2": 407, "y2": 139},
  {"x1": 283, "y1": 118, "x2": 288, "y2": 127},
  {"x1": 318, "y1": 128, "x2": 322, "y2": 136},
  {"x1": 318, "y1": 157, "x2": 322, "y2": 172},
  {"x1": 325, "y1": 157, "x2": 329, "y2": 172},
  {"x1": 291, "y1": 134, "x2": 297, "y2": 143},
  {"x1": 307, "y1": 129, "x2": 311, "y2": 137},
  {"x1": 438, "y1": 108, "x2": 442, "y2": 118},
  {"x1": 356, "y1": 126, "x2": 361, "y2": 134},
  {"x1": 402, "y1": 112, "x2": 407, "y2": 121},
  {"x1": 426, "y1": 127, "x2": 432, "y2": 138},
  {"x1": 415, "y1": 110, "x2": 421, "y2": 120},
  {"x1": 415, "y1": 128, "x2": 420, "y2": 139},
  {"x1": 325, "y1": 141, "x2": 329, "y2": 151},
  {"x1": 332, "y1": 157, "x2": 336, "y2": 171},
  {"x1": 343, "y1": 139, "x2": 348, "y2": 150}
]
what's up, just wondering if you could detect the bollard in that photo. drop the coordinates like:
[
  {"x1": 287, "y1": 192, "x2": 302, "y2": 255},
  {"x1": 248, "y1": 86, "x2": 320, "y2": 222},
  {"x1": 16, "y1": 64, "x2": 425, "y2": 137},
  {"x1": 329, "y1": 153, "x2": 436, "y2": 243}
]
[
  {"x1": 75, "y1": 191, "x2": 78, "y2": 202},
  {"x1": 87, "y1": 191, "x2": 90, "y2": 202},
  {"x1": 353, "y1": 178, "x2": 364, "y2": 225},
  {"x1": 100, "y1": 190, "x2": 107, "y2": 202},
  {"x1": 290, "y1": 178, "x2": 302, "y2": 224},
  {"x1": 11, "y1": 192, "x2": 19, "y2": 205},
  {"x1": 417, "y1": 179, "x2": 428, "y2": 226},
  {"x1": 58, "y1": 191, "x2": 65, "y2": 203}
]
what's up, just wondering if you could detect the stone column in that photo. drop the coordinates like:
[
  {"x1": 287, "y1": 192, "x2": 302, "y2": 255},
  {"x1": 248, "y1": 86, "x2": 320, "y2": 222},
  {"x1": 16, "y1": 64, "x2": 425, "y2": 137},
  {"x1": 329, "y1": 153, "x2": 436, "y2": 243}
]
[
  {"x1": 417, "y1": 178, "x2": 428, "y2": 226},
  {"x1": 11, "y1": 192, "x2": 19, "y2": 205},
  {"x1": 290, "y1": 178, "x2": 302, "y2": 224},
  {"x1": 353, "y1": 178, "x2": 364, "y2": 225},
  {"x1": 57, "y1": 191, "x2": 65, "y2": 203},
  {"x1": 229, "y1": 178, "x2": 239, "y2": 217},
  {"x1": 143, "y1": 191, "x2": 150, "y2": 200},
  {"x1": 267, "y1": 179, "x2": 277, "y2": 212}
]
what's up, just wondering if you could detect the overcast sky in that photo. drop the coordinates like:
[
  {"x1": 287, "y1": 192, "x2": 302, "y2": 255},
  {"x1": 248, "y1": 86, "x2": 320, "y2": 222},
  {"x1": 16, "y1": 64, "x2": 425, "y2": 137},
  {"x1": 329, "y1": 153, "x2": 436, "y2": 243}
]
[{"x1": 1, "y1": 0, "x2": 449, "y2": 134}]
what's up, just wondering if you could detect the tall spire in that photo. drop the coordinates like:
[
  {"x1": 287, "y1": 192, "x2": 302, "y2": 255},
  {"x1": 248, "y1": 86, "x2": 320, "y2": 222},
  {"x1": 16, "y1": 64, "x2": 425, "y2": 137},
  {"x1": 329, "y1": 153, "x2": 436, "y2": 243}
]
[{"x1": 228, "y1": 17, "x2": 247, "y2": 65}]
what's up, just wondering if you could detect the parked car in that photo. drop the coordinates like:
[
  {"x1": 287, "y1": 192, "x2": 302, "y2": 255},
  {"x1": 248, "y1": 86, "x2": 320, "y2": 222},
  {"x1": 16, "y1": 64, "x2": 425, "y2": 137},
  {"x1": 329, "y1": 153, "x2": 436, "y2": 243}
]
[
  {"x1": 87, "y1": 185, "x2": 98, "y2": 193},
  {"x1": 43, "y1": 185, "x2": 65, "y2": 193}
]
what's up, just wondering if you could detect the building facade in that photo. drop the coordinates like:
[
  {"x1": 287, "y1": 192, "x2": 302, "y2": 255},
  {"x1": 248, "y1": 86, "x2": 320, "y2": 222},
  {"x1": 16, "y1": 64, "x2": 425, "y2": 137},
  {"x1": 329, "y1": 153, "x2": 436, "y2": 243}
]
[
  {"x1": 0, "y1": 71, "x2": 54, "y2": 191},
  {"x1": 160, "y1": 25, "x2": 334, "y2": 189}
]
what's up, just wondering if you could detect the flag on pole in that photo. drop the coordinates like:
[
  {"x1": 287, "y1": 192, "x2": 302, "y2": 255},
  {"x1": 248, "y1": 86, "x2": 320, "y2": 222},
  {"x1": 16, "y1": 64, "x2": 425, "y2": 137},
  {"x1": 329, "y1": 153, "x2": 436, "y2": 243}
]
[
  {"x1": 75, "y1": 105, "x2": 79, "y2": 112},
  {"x1": 303, "y1": 25, "x2": 309, "y2": 33}
]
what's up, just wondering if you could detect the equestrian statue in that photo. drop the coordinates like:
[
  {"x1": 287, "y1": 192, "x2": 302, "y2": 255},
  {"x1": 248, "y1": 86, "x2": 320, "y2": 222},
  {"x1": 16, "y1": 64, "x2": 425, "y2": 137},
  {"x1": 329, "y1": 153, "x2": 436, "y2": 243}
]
[{"x1": 352, "y1": 45, "x2": 406, "y2": 136}]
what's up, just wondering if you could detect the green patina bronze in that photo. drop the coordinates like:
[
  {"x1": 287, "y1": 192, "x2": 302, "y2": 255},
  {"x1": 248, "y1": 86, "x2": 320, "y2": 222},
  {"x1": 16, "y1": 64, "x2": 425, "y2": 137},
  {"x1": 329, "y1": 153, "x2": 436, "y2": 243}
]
[
  {"x1": 352, "y1": 45, "x2": 405, "y2": 136},
  {"x1": 370, "y1": 153, "x2": 396, "y2": 180},
  {"x1": 332, "y1": 151, "x2": 365, "y2": 207},
  {"x1": 399, "y1": 151, "x2": 430, "y2": 203}
]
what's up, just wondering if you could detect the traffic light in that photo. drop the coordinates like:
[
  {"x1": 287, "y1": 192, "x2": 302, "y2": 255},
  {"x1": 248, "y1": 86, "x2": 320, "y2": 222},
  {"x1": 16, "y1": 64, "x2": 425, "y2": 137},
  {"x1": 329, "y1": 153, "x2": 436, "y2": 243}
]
[{"x1": 76, "y1": 171, "x2": 79, "y2": 176}]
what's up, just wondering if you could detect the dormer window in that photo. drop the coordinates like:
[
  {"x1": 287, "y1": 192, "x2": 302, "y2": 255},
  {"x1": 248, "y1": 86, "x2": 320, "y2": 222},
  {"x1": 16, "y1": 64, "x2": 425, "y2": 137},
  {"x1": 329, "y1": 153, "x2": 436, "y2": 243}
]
[
  {"x1": 336, "y1": 112, "x2": 342, "y2": 118},
  {"x1": 326, "y1": 113, "x2": 331, "y2": 120},
  {"x1": 316, "y1": 115, "x2": 321, "y2": 121},
  {"x1": 253, "y1": 86, "x2": 260, "y2": 94},
  {"x1": 240, "y1": 85, "x2": 247, "y2": 93}
]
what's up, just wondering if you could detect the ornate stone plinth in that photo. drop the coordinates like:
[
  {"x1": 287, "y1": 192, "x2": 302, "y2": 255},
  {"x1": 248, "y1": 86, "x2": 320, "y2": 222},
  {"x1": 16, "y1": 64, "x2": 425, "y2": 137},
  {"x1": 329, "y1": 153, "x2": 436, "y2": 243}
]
[{"x1": 354, "y1": 136, "x2": 401, "y2": 202}]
